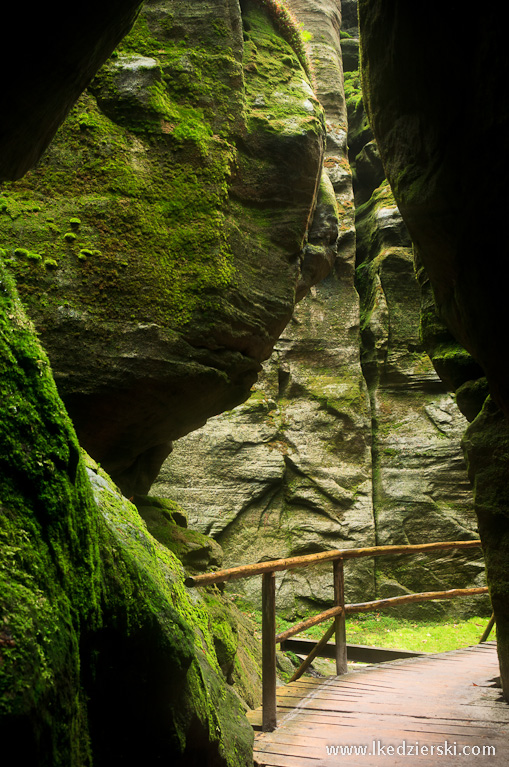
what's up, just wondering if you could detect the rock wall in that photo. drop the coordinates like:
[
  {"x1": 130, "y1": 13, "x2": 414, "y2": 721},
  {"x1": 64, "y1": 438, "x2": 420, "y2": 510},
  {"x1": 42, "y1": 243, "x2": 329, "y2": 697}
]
[
  {"x1": 0, "y1": 0, "x2": 326, "y2": 497},
  {"x1": 154, "y1": 0, "x2": 376, "y2": 616},
  {"x1": 153, "y1": 1, "x2": 485, "y2": 619},
  {"x1": 1, "y1": 2, "x2": 503, "y2": 762},
  {"x1": 358, "y1": 0, "x2": 508, "y2": 693},
  {"x1": 0, "y1": 256, "x2": 255, "y2": 765},
  {"x1": 2, "y1": 1, "x2": 330, "y2": 763}
]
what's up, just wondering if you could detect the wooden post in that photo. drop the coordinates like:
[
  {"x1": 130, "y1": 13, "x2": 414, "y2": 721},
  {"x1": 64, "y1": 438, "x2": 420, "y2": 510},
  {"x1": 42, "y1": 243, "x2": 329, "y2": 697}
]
[
  {"x1": 479, "y1": 612, "x2": 496, "y2": 643},
  {"x1": 333, "y1": 559, "x2": 347, "y2": 675},
  {"x1": 289, "y1": 621, "x2": 336, "y2": 682},
  {"x1": 262, "y1": 571, "x2": 277, "y2": 731}
]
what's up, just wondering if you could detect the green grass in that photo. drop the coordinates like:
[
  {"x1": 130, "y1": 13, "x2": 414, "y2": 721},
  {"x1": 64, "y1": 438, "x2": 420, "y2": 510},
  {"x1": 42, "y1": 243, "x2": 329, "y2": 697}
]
[
  {"x1": 234, "y1": 599, "x2": 495, "y2": 655},
  {"x1": 344, "y1": 614, "x2": 494, "y2": 654}
]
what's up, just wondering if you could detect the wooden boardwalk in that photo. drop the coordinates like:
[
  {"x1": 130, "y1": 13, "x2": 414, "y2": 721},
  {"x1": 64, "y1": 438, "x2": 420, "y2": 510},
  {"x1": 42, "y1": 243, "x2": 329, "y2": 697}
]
[{"x1": 249, "y1": 642, "x2": 509, "y2": 766}]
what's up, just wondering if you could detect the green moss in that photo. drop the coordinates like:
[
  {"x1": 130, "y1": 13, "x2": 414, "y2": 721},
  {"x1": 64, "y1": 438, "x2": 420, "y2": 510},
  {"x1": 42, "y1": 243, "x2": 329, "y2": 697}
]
[
  {"x1": 0, "y1": 261, "x2": 101, "y2": 763},
  {"x1": 242, "y1": 7, "x2": 320, "y2": 133},
  {"x1": 252, "y1": 0, "x2": 313, "y2": 79},
  {"x1": 343, "y1": 69, "x2": 363, "y2": 110},
  {"x1": 0, "y1": 1, "x2": 323, "y2": 347},
  {"x1": 0, "y1": 257, "x2": 253, "y2": 763},
  {"x1": 84, "y1": 457, "x2": 254, "y2": 764},
  {"x1": 137, "y1": 501, "x2": 223, "y2": 573},
  {"x1": 0, "y1": 10, "x2": 242, "y2": 330}
]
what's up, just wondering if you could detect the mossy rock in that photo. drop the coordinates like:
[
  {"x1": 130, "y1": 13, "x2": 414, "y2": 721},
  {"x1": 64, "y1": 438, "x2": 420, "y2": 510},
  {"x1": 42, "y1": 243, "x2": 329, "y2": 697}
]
[
  {"x1": 134, "y1": 493, "x2": 188, "y2": 527},
  {"x1": 136, "y1": 496, "x2": 224, "y2": 573},
  {"x1": 0, "y1": 0, "x2": 326, "y2": 497},
  {"x1": 0, "y1": 257, "x2": 253, "y2": 764}
]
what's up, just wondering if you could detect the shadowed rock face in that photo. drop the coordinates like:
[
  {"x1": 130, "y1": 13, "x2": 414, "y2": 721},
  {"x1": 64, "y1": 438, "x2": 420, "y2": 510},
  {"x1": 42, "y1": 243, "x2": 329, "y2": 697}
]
[
  {"x1": 1, "y1": 3, "x2": 266, "y2": 764},
  {"x1": 0, "y1": 0, "x2": 328, "y2": 496},
  {"x1": 0, "y1": 2, "x2": 144, "y2": 181},
  {"x1": 359, "y1": 3, "x2": 509, "y2": 418},
  {"x1": 358, "y1": 0, "x2": 509, "y2": 696}
]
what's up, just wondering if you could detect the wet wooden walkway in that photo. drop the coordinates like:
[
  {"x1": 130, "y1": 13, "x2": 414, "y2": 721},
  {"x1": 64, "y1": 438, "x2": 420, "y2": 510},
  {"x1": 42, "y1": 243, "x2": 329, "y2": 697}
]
[{"x1": 249, "y1": 642, "x2": 509, "y2": 766}]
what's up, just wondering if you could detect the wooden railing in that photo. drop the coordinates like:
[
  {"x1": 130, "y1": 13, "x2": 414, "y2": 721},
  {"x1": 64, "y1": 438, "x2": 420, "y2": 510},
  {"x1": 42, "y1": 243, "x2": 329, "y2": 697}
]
[{"x1": 185, "y1": 540, "x2": 487, "y2": 731}]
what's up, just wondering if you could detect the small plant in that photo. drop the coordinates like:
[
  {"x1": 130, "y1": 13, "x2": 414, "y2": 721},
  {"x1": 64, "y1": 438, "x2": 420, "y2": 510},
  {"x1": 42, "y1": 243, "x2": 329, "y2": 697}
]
[
  {"x1": 14, "y1": 247, "x2": 29, "y2": 257},
  {"x1": 69, "y1": 217, "x2": 82, "y2": 228},
  {"x1": 64, "y1": 232, "x2": 77, "y2": 242},
  {"x1": 26, "y1": 252, "x2": 42, "y2": 262},
  {"x1": 44, "y1": 258, "x2": 58, "y2": 269},
  {"x1": 78, "y1": 249, "x2": 94, "y2": 261}
]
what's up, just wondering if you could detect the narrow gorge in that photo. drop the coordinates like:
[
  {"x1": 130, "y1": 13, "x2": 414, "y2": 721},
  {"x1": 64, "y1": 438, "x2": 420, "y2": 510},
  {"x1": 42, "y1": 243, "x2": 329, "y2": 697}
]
[{"x1": 0, "y1": 1, "x2": 507, "y2": 765}]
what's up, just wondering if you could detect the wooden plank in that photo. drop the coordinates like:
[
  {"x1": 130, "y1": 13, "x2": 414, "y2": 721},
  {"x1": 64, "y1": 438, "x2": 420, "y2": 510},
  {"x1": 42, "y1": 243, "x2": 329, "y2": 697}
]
[
  {"x1": 254, "y1": 708, "x2": 509, "y2": 732},
  {"x1": 260, "y1": 718, "x2": 508, "y2": 740},
  {"x1": 253, "y1": 644, "x2": 509, "y2": 766}
]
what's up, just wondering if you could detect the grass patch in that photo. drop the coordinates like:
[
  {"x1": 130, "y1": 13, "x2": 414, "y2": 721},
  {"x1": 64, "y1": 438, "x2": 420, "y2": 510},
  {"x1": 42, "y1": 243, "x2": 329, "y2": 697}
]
[
  {"x1": 234, "y1": 599, "x2": 494, "y2": 654},
  {"x1": 344, "y1": 614, "x2": 494, "y2": 654}
]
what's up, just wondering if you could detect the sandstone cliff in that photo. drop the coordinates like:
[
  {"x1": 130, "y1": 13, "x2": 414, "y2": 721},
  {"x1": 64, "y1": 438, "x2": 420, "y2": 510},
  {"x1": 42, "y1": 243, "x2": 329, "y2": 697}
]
[
  {"x1": 1, "y1": 1, "x2": 506, "y2": 763},
  {"x1": 0, "y1": 0, "x2": 326, "y2": 497},
  {"x1": 0, "y1": 1, "x2": 328, "y2": 763},
  {"x1": 153, "y1": 4, "x2": 485, "y2": 619},
  {"x1": 358, "y1": 0, "x2": 509, "y2": 696}
]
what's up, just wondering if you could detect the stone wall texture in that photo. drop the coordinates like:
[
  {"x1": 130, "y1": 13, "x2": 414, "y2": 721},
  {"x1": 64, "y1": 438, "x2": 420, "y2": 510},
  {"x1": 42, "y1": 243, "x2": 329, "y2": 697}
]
[{"x1": 153, "y1": 1, "x2": 486, "y2": 619}]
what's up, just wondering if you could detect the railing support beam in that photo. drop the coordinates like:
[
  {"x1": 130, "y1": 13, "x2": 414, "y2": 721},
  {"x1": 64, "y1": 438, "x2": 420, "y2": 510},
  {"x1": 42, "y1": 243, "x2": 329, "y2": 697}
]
[
  {"x1": 334, "y1": 559, "x2": 347, "y2": 675},
  {"x1": 262, "y1": 571, "x2": 277, "y2": 731},
  {"x1": 479, "y1": 612, "x2": 496, "y2": 643},
  {"x1": 288, "y1": 621, "x2": 336, "y2": 683}
]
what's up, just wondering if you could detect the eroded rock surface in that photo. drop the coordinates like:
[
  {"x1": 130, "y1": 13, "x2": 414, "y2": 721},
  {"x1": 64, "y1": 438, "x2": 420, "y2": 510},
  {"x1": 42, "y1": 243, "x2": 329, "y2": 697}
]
[
  {"x1": 358, "y1": 0, "x2": 508, "y2": 691},
  {"x1": 0, "y1": 0, "x2": 327, "y2": 496},
  {"x1": 153, "y1": 0, "x2": 376, "y2": 615},
  {"x1": 0, "y1": 264, "x2": 254, "y2": 765},
  {"x1": 153, "y1": 3, "x2": 484, "y2": 618}
]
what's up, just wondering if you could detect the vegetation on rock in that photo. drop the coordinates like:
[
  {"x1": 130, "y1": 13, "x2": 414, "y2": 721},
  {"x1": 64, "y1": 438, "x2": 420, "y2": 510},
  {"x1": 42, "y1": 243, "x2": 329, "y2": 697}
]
[{"x1": 0, "y1": 0, "x2": 326, "y2": 497}]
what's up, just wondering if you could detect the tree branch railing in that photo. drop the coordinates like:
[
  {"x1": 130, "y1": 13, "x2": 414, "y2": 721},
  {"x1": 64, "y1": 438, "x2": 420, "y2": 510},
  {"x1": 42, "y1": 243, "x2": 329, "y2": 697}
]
[{"x1": 185, "y1": 540, "x2": 487, "y2": 731}]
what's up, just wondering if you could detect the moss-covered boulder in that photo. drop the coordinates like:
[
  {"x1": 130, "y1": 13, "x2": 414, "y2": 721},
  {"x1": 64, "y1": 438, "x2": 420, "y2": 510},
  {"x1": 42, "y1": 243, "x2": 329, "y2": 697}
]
[
  {"x1": 135, "y1": 494, "x2": 224, "y2": 572},
  {"x1": 0, "y1": 261, "x2": 255, "y2": 764},
  {"x1": 0, "y1": 0, "x2": 326, "y2": 497},
  {"x1": 84, "y1": 457, "x2": 254, "y2": 766}
]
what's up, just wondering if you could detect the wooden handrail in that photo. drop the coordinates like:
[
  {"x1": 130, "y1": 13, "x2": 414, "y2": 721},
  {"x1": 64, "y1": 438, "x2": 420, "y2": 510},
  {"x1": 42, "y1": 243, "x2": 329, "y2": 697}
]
[
  {"x1": 275, "y1": 586, "x2": 489, "y2": 643},
  {"x1": 185, "y1": 539, "x2": 486, "y2": 732},
  {"x1": 184, "y1": 540, "x2": 482, "y2": 587}
]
